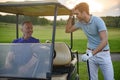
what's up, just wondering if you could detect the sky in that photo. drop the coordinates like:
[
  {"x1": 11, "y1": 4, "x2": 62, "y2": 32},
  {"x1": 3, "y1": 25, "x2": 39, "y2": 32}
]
[
  {"x1": 58, "y1": 0, "x2": 120, "y2": 16},
  {"x1": 0, "y1": 0, "x2": 120, "y2": 20}
]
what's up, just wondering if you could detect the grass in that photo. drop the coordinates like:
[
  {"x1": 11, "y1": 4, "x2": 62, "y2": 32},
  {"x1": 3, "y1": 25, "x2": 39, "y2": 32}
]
[{"x1": 79, "y1": 61, "x2": 120, "y2": 80}]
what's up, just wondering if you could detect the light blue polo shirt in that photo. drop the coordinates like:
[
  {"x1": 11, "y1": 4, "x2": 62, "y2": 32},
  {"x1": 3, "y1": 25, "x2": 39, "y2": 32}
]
[{"x1": 75, "y1": 15, "x2": 109, "y2": 50}]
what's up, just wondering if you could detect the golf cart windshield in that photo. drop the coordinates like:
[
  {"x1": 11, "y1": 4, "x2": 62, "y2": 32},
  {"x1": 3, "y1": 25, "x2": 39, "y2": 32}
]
[{"x1": 0, "y1": 43, "x2": 52, "y2": 79}]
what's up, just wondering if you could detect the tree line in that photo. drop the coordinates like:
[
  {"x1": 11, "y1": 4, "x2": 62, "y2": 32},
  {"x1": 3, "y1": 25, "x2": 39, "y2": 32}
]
[
  {"x1": 0, "y1": 15, "x2": 120, "y2": 27},
  {"x1": 0, "y1": 15, "x2": 50, "y2": 25},
  {"x1": 101, "y1": 16, "x2": 120, "y2": 28}
]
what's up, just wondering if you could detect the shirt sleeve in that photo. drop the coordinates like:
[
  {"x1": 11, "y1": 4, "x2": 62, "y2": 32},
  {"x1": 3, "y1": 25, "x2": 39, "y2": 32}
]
[
  {"x1": 96, "y1": 17, "x2": 107, "y2": 32},
  {"x1": 12, "y1": 39, "x2": 17, "y2": 43},
  {"x1": 35, "y1": 39, "x2": 40, "y2": 43}
]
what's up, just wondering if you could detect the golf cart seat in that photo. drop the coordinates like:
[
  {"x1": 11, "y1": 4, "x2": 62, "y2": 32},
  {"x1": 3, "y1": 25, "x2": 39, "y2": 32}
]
[
  {"x1": 53, "y1": 42, "x2": 72, "y2": 65},
  {"x1": 52, "y1": 42, "x2": 77, "y2": 80}
]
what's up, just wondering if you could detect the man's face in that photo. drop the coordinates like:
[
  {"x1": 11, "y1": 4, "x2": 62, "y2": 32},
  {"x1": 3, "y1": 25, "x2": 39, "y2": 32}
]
[
  {"x1": 74, "y1": 9, "x2": 84, "y2": 21},
  {"x1": 22, "y1": 23, "x2": 33, "y2": 39}
]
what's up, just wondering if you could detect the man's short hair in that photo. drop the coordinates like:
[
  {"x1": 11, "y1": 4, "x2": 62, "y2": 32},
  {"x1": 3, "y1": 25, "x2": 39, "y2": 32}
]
[
  {"x1": 21, "y1": 21, "x2": 32, "y2": 27},
  {"x1": 74, "y1": 2, "x2": 89, "y2": 15}
]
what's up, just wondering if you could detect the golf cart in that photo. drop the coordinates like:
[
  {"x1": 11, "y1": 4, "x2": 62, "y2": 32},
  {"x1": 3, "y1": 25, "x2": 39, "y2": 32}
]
[{"x1": 0, "y1": 0, "x2": 79, "y2": 80}]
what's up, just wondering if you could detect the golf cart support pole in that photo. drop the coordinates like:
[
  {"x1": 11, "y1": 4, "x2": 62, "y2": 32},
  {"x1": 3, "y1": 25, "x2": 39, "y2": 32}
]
[
  {"x1": 16, "y1": 14, "x2": 19, "y2": 39},
  {"x1": 71, "y1": 16, "x2": 79, "y2": 75},
  {"x1": 49, "y1": 4, "x2": 58, "y2": 80},
  {"x1": 70, "y1": 16, "x2": 75, "y2": 49},
  {"x1": 70, "y1": 32, "x2": 73, "y2": 49}
]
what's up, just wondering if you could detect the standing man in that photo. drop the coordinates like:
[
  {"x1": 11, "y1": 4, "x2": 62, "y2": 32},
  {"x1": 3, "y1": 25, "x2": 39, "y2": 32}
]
[{"x1": 65, "y1": 2, "x2": 114, "y2": 80}]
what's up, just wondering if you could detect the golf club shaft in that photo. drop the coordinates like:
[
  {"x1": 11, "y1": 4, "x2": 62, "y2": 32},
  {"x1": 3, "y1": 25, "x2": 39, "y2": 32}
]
[{"x1": 87, "y1": 60, "x2": 91, "y2": 80}]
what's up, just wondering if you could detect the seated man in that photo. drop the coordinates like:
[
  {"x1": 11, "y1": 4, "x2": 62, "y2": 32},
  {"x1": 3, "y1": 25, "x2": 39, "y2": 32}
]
[
  {"x1": 5, "y1": 21, "x2": 40, "y2": 76},
  {"x1": 13, "y1": 21, "x2": 39, "y2": 43}
]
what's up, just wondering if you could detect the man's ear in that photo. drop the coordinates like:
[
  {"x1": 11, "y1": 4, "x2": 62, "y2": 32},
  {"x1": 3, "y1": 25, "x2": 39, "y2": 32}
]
[
  {"x1": 82, "y1": 11, "x2": 86, "y2": 17},
  {"x1": 82, "y1": 11, "x2": 85, "y2": 15}
]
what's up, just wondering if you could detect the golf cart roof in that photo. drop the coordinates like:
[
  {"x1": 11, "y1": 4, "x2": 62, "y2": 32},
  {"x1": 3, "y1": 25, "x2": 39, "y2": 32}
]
[{"x1": 0, "y1": 0, "x2": 71, "y2": 16}]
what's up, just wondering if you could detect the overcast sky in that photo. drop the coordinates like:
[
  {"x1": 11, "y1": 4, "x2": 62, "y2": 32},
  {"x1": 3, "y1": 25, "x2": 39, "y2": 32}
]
[{"x1": 0, "y1": 0, "x2": 120, "y2": 20}]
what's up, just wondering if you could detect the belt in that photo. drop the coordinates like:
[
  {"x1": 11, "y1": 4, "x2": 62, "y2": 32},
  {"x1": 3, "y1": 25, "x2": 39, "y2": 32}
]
[{"x1": 87, "y1": 48, "x2": 109, "y2": 52}]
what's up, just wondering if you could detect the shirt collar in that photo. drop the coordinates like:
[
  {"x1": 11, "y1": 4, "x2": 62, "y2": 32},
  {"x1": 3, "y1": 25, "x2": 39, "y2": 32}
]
[
  {"x1": 80, "y1": 15, "x2": 93, "y2": 24},
  {"x1": 88, "y1": 15, "x2": 93, "y2": 24},
  {"x1": 21, "y1": 37, "x2": 32, "y2": 41}
]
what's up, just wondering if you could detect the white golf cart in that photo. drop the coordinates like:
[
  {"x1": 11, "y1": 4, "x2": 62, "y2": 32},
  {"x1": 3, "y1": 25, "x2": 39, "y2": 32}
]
[{"x1": 0, "y1": 1, "x2": 79, "y2": 80}]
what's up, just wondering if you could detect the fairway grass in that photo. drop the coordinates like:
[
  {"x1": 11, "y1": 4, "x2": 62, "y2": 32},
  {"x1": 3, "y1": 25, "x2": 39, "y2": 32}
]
[
  {"x1": 0, "y1": 22, "x2": 120, "y2": 53},
  {"x1": 79, "y1": 61, "x2": 120, "y2": 80}
]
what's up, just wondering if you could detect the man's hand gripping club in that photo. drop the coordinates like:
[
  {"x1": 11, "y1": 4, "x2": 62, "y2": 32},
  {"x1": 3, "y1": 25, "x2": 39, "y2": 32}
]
[{"x1": 81, "y1": 52, "x2": 93, "y2": 62}]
